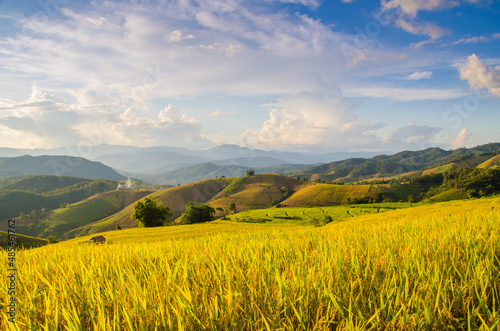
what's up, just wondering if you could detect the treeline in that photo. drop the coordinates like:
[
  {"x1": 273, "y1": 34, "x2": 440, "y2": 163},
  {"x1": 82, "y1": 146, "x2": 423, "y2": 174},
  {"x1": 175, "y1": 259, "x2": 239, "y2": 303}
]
[
  {"x1": 0, "y1": 175, "x2": 116, "y2": 221},
  {"x1": 344, "y1": 168, "x2": 500, "y2": 205},
  {"x1": 424, "y1": 168, "x2": 500, "y2": 198}
]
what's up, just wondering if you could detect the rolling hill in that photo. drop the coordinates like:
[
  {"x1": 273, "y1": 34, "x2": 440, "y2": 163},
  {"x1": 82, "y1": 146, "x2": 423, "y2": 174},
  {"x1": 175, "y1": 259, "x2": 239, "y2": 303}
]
[
  {"x1": 0, "y1": 175, "x2": 120, "y2": 222},
  {"x1": 71, "y1": 178, "x2": 230, "y2": 237},
  {"x1": 0, "y1": 189, "x2": 154, "y2": 239},
  {"x1": 279, "y1": 183, "x2": 391, "y2": 207},
  {"x1": 477, "y1": 153, "x2": 500, "y2": 169},
  {"x1": 0, "y1": 155, "x2": 126, "y2": 180},
  {"x1": 71, "y1": 174, "x2": 411, "y2": 238},
  {"x1": 0, "y1": 231, "x2": 50, "y2": 248},
  {"x1": 297, "y1": 144, "x2": 500, "y2": 183}
]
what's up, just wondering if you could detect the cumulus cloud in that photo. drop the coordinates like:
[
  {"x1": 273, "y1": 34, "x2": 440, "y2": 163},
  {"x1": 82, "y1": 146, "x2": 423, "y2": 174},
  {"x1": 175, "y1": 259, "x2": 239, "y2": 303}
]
[
  {"x1": 0, "y1": 87, "x2": 213, "y2": 149},
  {"x1": 407, "y1": 71, "x2": 433, "y2": 80},
  {"x1": 0, "y1": 0, "x2": 352, "y2": 100},
  {"x1": 385, "y1": 120, "x2": 443, "y2": 144},
  {"x1": 164, "y1": 29, "x2": 195, "y2": 42},
  {"x1": 452, "y1": 128, "x2": 471, "y2": 148},
  {"x1": 459, "y1": 54, "x2": 500, "y2": 96},
  {"x1": 240, "y1": 89, "x2": 384, "y2": 151}
]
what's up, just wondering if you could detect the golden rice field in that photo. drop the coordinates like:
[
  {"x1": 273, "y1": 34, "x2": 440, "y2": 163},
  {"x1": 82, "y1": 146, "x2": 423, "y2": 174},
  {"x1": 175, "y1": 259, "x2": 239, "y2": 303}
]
[{"x1": 1, "y1": 197, "x2": 500, "y2": 330}]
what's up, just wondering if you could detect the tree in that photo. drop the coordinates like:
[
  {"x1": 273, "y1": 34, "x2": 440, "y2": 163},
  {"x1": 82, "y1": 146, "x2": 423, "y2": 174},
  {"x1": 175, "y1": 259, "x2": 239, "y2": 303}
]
[
  {"x1": 181, "y1": 202, "x2": 215, "y2": 224},
  {"x1": 131, "y1": 197, "x2": 173, "y2": 227},
  {"x1": 226, "y1": 202, "x2": 236, "y2": 215},
  {"x1": 116, "y1": 224, "x2": 121, "y2": 230},
  {"x1": 47, "y1": 236, "x2": 58, "y2": 244},
  {"x1": 246, "y1": 170, "x2": 255, "y2": 176}
]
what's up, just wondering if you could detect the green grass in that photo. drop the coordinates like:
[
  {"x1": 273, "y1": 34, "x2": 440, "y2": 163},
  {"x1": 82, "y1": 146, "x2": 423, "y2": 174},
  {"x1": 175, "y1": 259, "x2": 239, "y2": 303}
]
[
  {"x1": 224, "y1": 202, "x2": 413, "y2": 226},
  {"x1": 477, "y1": 154, "x2": 500, "y2": 169},
  {"x1": 389, "y1": 183, "x2": 431, "y2": 201},
  {"x1": 428, "y1": 188, "x2": 468, "y2": 202},
  {"x1": 0, "y1": 231, "x2": 49, "y2": 248},
  {"x1": 12, "y1": 190, "x2": 153, "y2": 239},
  {"x1": 221, "y1": 176, "x2": 246, "y2": 195}
]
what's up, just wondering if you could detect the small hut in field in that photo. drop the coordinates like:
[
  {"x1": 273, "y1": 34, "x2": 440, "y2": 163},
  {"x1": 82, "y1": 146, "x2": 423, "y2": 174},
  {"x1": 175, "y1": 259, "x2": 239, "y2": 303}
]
[{"x1": 89, "y1": 235, "x2": 106, "y2": 244}]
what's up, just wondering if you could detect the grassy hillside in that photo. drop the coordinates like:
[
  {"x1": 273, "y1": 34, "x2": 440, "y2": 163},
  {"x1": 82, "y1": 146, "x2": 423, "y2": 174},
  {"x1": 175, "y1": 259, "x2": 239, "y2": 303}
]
[
  {"x1": 477, "y1": 153, "x2": 500, "y2": 169},
  {"x1": 0, "y1": 176, "x2": 118, "y2": 222},
  {"x1": 208, "y1": 174, "x2": 301, "y2": 215},
  {"x1": 74, "y1": 178, "x2": 230, "y2": 236},
  {"x1": 280, "y1": 183, "x2": 391, "y2": 207},
  {"x1": 224, "y1": 202, "x2": 412, "y2": 225},
  {"x1": 0, "y1": 175, "x2": 93, "y2": 193},
  {"x1": 2, "y1": 197, "x2": 498, "y2": 329},
  {"x1": 72, "y1": 174, "x2": 422, "y2": 236},
  {"x1": 0, "y1": 190, "x2": 154, "y2": 239},
  {"x1": 0, "y1": 231, "x2": 49, "y2": 248}
]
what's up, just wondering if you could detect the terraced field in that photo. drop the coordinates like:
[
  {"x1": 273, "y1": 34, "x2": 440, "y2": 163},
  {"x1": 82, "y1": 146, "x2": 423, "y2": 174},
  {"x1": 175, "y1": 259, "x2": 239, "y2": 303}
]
[
  {"x1": 281, "y1": 183, "x2": 391, "y2": 207},
  {"x1": 2, "y1": 197, "x2": 499, "y2": 330}
]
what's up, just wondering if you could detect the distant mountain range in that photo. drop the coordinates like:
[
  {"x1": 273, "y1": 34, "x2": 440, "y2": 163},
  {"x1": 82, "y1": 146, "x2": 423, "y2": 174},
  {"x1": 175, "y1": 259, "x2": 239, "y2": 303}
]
[
  {"x1": 0, "y1": 155, "x2": 126, "y2": 180},
  {"x1": 297, "y1": 143, "x2": 500, "y2": 182},
  {"x1": 1, "y1": 143, "x2": 500, "y2": 186},
  {"x1": 0, "y1": 144, "x2": 380, "y2": 174}
]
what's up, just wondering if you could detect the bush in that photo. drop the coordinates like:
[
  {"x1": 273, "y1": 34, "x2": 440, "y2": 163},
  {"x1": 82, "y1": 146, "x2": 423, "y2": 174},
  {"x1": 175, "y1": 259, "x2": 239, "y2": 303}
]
[
  {"x1": 181, "y1": 202, "x2": 215, "y2": 224},
  {"x1": 131, "y1": 197, "x2": 173, "y2": 227}
]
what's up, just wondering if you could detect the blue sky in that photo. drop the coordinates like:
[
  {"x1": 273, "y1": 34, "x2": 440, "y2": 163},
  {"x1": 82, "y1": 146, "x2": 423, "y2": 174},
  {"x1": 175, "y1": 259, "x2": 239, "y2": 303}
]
[{"x1": 0, "y1": 0, "x2": 498, "y2": 153}]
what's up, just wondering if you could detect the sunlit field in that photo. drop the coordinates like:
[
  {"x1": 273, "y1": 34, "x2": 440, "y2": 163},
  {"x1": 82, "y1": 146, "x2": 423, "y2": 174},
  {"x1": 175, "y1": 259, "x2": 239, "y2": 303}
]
[{"x1": 1, "y1": 197, "x2": 499, "y2": 330}]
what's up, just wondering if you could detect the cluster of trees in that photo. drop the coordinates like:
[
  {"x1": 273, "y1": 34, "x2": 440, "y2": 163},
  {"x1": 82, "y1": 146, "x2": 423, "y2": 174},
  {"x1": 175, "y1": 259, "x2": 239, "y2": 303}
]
[
  {"x1": 345, "y1": 193, "x2": 390, "y2": 204},
  {"x1": 131, "y1": 198, "x2": 217, "y2": 227},
  {"x1": 421, "y1": 168, "x2": 500, "y2": 199},
  {"x1": 442, "y1": 168, "x2": 500, "y2": 194}
]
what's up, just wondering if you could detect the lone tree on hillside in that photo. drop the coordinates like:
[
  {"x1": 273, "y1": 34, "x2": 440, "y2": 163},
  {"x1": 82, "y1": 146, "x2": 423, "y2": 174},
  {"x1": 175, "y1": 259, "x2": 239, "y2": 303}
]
[
  {"x1": 181, "y1": 202, "x2": 215, "y2": 224},
  {"x1": 246, "y1": 170, "x2": 255, "y2": 176},
  {"x1": 131, "y1": 197, "x2": 173, "y2": 227},
  {"x1": 226, "y1": 202, "x2": 236, "y2": 215}
]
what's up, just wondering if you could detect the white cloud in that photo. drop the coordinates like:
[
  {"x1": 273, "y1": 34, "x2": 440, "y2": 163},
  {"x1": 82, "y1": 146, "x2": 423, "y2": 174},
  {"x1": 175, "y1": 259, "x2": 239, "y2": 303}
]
[
  {"x1": 382, "y1": 0, "x2": 460, "y2": 17},
  {"x1": 86, "y1": 17, "x2": 107, "y2": 27},
  {"x1": 0, "y1": 87, "x2": 213, "y2": 149},
  {"x1": 459, "y1": 54, "x2": 500, "y2": 96},
  {"x1": 344, "y1": 87, "x2": 462, "y2": 101},
  {"x1": 275, "y1": 0, "x2": 321, "y2": 8},
  {"x1": 407, "y1": 71, "x2": 433, "y2": 80},
  {"x1": 199, "y1": 42, "x2": 242, "y2": 57},
  {"x1": 346, "y1": 49, "x2": 370, "y2": 67},
  {"x1": 240, "y1": 90, "x2": 385, "y2": 151},
  {"x1": 0, "y1": 0, "x2": 350, "y2": 100},
  {"x1": 207, "y1": 111, "x2": 236, "y2": 117},
  {"x1": 396, "y1": 18, "x2": 450, "y2": 40},
  {"x1": 385, "y1": 121, "x2": 443, "y2": 144},
  {"x1": 452, "y1": 128, "x2": 471, "y2": 148},
  {"x1": 449, "y1": 36, "x2": 489, "y2": 45},
  {"x1": 164, "y1": 29, "x2": 195, "y2": 42}
]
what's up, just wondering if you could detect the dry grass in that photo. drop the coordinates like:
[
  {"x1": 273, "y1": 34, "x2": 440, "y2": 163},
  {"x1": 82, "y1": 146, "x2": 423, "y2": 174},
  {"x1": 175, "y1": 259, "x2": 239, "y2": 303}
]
[{"x1": 1, "y1": 197, "x2": 499, "y2": 330}]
